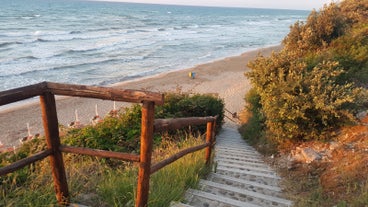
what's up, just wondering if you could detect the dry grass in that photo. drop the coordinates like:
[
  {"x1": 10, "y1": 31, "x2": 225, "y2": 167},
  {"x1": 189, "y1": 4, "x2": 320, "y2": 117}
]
[{"x1": 272, "y1": 116, "x2": 368, "y2": 206}]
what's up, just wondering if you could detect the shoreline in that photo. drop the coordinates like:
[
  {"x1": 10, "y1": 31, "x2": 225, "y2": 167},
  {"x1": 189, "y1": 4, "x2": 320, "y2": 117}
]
[
  {"x1": 0, "y1": 45, "x2": 281, "y2": 148},
  {"x1": 0, "y1": 44, "x2": 280, "y2": 114}
]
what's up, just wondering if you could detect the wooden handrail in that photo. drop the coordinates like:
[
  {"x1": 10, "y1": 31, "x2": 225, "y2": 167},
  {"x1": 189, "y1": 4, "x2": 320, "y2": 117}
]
[
  {"x1": 150, "y1": 142, "x2": 210, "y2": 174},
  {"x1": 45, "y1": 82, "x2": 164, "y2": 105},
  {"x1": 0, "y1": 82, "x2": 47, "y2": 105},
  {"x1": 0, "y1": 149, "x2": 52, "y2": 176},
  {"x1": 0, "y1": 81, "x2": 164, "y2": 106},
  {"x1": 0, "y1": 82, "x2": 217, "y2": 207},
  {"x1": 59, "y1": 146, "x2": 140, "y2": 162},
  {"x1": 154, "y1": 116, "x2": 216, "y2": 132}
]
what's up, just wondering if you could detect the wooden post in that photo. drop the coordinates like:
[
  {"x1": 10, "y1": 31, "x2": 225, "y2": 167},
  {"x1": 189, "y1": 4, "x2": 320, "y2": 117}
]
[
  {"x1": 136, "y1": 101, "x2": 155, "y2": 207},
  {"x1": 40, "y1": 92, "x2": 69, "y2": 205},
  {"x1": 205, "y1": 120, "x2": 214, "y2": 165}
]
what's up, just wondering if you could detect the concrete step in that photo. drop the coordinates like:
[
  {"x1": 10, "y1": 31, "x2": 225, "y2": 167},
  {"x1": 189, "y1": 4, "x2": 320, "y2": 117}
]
[
  {"x1": 216, "y1": 154, "x2": 264, "y2": 163},
  {"x1": 216, "y1": 146, "x2": 259, "y2": 154},
  {"x1": 216, "y1": 147, "x2": 259, "y2": 154},
  {"x1": 215, "y1": 142, "x2": 251, "y2": 147},
  {"x1": 215, "y1": 157, "x2": 270, "y2": 169},
  {"x1": 216, "y1": 167, "x2": 280, "y2": 187},
  {"x1": 215, "y1": 150, "x2": 262, "y2": 159},
  {"x1": 198, "y1": 180, "x2": 293, "y2": 207},
  {"x1": 215, "y1": 139, "x2": 250, "y2": 144},
  {"x1": 217, "y1": 162, "x2": 275, "y2": 174},
  {"x1": 216, "y1": 165, "x2": 280, "y2": 179},
  {"x1": 170, "y1": 201, "x2": 195, "y2": 207},
  {"x1": 207, "y1": 173, "x2": 282, "y2": 193},
  {"x1": 186, "y1": 189, "x2": 262, "y2": 207}
]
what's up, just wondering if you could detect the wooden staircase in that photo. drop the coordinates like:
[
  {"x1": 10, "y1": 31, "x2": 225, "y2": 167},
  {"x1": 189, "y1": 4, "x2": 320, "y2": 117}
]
[{"x1": 172, "y1": 127, "x2": 292, "y2": 207}]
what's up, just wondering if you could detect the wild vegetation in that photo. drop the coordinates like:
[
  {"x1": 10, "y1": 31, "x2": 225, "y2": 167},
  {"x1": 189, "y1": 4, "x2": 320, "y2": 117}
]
[
  {"x1": 246, "y1": 0, "x2": 368, "y2": 143},
  {"x1": 242, "y1": 0, "x2": 368, "y2": 206},
  {"x1": 0, "y1": 93, "x2": 224, "y2": 206}
]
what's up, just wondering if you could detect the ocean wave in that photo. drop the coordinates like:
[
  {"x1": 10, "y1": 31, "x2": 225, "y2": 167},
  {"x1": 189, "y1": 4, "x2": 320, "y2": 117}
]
[
  {"x1": 0, "y1": 41, "x2": 22, "y2": 48},
  {"x1": 56, "y1": 41, "x2": 128, "y2": 56},
  {"x1": 36, "y1": 38, "x2": 49, "y2": 43},
  {"x1": 20, "y1": 14, "x2": 41, "y2": 19},
  {"x1": 13, "y1": 56, "x2": 39, "y2": 61},
  {"x1": 135, "y1": 29, "x2": 151, "y2": 33},
  {"x1": 32, "y1": 30, "x2": 126, "y2": 43},
  {"x1": 70, "y1": 31, "x2": 82, "y2": 34},
  {"x1": 100, "y1": 74, "x2": 144, "y2": 86},
  {"x1": 173, "y1": 26, "x2": 186, "y2": 30},
  {"x1": 0, "y1": 1, "x2": 309, "y2": 92},
  {"x1": 197, "y1": 53, "x2": 212, "y2": 59},
  {"x1": 84, "y1": 26, "x2": 127, "y2": 33},
  {"x1": 3, "y1": 56, "x2": 148, "y2": 78}
]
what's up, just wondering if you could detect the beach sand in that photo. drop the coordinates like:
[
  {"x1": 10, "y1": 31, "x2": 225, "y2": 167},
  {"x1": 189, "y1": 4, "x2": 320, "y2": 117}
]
[{"x1": 0, "y1": 45, "x2": 280, "y2": 148}]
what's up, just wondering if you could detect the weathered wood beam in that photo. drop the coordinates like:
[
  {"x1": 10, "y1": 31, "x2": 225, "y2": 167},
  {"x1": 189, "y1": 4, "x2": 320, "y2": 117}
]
[
  {"x1": 205, "y1": 120, "x2": 214, "y2": 165},
  {"x1": 0, "y1": 82, "x2": 47, "y2": 106},
  {"x1": 45, "y1": 82, "x2": 164, "y2": 105},
  {"x1": 60, "y1": 145, "x2": 140, "y2": 162},
  {"x1": 40, "y1": 92, "x2": 69, "y2": 204},
  {"x1": 154, "y1": 117, "x2": 216, "y2": 132},
  {"x1": 136, "y1": 101, "x2": 155, "y2": 207},
  {"x1": 0, "y1": 149, "x2": 52, "y2": 176},
  {"x1": 150, "y1": 142, "x2": 210, "y2": 175}
]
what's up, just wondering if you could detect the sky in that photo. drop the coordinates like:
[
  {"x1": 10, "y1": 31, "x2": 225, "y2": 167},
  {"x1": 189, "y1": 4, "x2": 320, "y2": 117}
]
[{"x1": 98, "y1": 0, "x2": 337, "y2": 10}]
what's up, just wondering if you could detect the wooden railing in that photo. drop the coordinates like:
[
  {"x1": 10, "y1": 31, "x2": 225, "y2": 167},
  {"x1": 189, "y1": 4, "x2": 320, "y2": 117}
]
[{"x1": 0, "y1": 82, "x2": 217, "y2": 207}]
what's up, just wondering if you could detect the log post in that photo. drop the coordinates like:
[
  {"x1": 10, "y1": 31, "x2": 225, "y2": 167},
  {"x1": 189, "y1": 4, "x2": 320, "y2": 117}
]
[
  {"x1": 136, "y1": 101, "x2": 155, "y2": 207},
  {"x1": 205, "y1": 120, "x2": 214, "y2": 165},
  {"x1": 40, "y1": 92, "x2": 69, "y2": 205}
]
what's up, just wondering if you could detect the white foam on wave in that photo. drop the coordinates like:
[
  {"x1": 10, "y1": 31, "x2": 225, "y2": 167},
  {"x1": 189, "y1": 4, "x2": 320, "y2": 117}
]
[{"x1": 0, "y1": 1, "x2": 309, "y2": 91}]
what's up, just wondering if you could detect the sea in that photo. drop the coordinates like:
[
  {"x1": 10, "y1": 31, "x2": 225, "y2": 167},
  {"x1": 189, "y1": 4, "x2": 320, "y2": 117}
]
[{"x1": 0, "y1": 0, "x2": 310, "y2": 91}]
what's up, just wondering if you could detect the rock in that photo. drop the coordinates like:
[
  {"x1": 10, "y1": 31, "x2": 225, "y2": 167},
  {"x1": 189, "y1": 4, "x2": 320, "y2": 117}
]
[
  {"x1": 287, "y1": 152, "x2": 305, "y2": 170},
  {"x1": 301, "y1": 147, "x2": 322, "y2": 163},
  {"x1": 287, "y1": 156, "x2": 298, "y2": 170},
  {"x1": 329, "y1": 141, "x2": 339, "y2": 150},
  {"x1": 356, "y1": 110, "x2": 368, "y2": 120}
]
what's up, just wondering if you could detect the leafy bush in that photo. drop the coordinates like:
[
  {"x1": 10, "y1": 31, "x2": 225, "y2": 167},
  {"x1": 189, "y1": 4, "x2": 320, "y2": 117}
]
[
  {"x1": 62, "y1": 93, "x2": 224, "y2": 151},
  {"x1": 329, "y1": 23, "x2": 368, "y2": 87},
  {"x1": 283, "y1": 0, "x2": 368, "y2": 55},
  {"x1": 247, "y1": 51, "x2": 360, "y2": 142},
  {"x1": 240, "y1": 88, "x2": 264, "y2": 142},
  {"x1": 283, "y1": 3, "x2": 345, "y2": 53},
  {"x1": 155, "y1": 93, "x2": 224, "y2": 133},
  {"x1": 245, "y1": 0, "x2": 367, "y2": 142},
  {"x1": 63, "y1": 105, "x2": 142, "y2": 152}
]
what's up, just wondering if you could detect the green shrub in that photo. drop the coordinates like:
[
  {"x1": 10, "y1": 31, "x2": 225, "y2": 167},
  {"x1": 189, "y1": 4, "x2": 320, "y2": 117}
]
[
  {"x1": 241, "y1": 88, "x2": 264, "y2": 142},
  {"x1": 283, "y1": 0, "x2": 368, "y2": 55},
  {"x1": 62, "y1": 93, "x2": 224, "y2": 151},
  {"x1": 63, "y1": 105, "x2": 142, "y2": 152},
  {"x1": 246, "y1": 0, "x2": 367, "y2": 142},
  {"x1": 240, "y1": 88, "x2": 279, "y2": 155},
  {"x1": 156, "y1": 93, "x2": 224, "y2": 133},
  {"x1": 247, "y1": 50, "x2": 360, "y2": 142},
  {"x1": 283, "y1": 3, "x2": 345, "y2": 53},
  {"x1": 330, "y1": 23, "x2": 368, "y2": 87}
]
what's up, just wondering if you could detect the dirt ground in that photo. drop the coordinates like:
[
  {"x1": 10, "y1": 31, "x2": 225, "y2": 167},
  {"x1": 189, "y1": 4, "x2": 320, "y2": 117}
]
[{"x1": 248, "y1": 114, "x2": 368, "y2": 206}]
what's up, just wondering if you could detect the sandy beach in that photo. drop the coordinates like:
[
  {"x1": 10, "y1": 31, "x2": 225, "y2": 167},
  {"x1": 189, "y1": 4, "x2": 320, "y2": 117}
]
[{"x1": 0, "y1": 45, "x2": 280, "y2": 148}]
